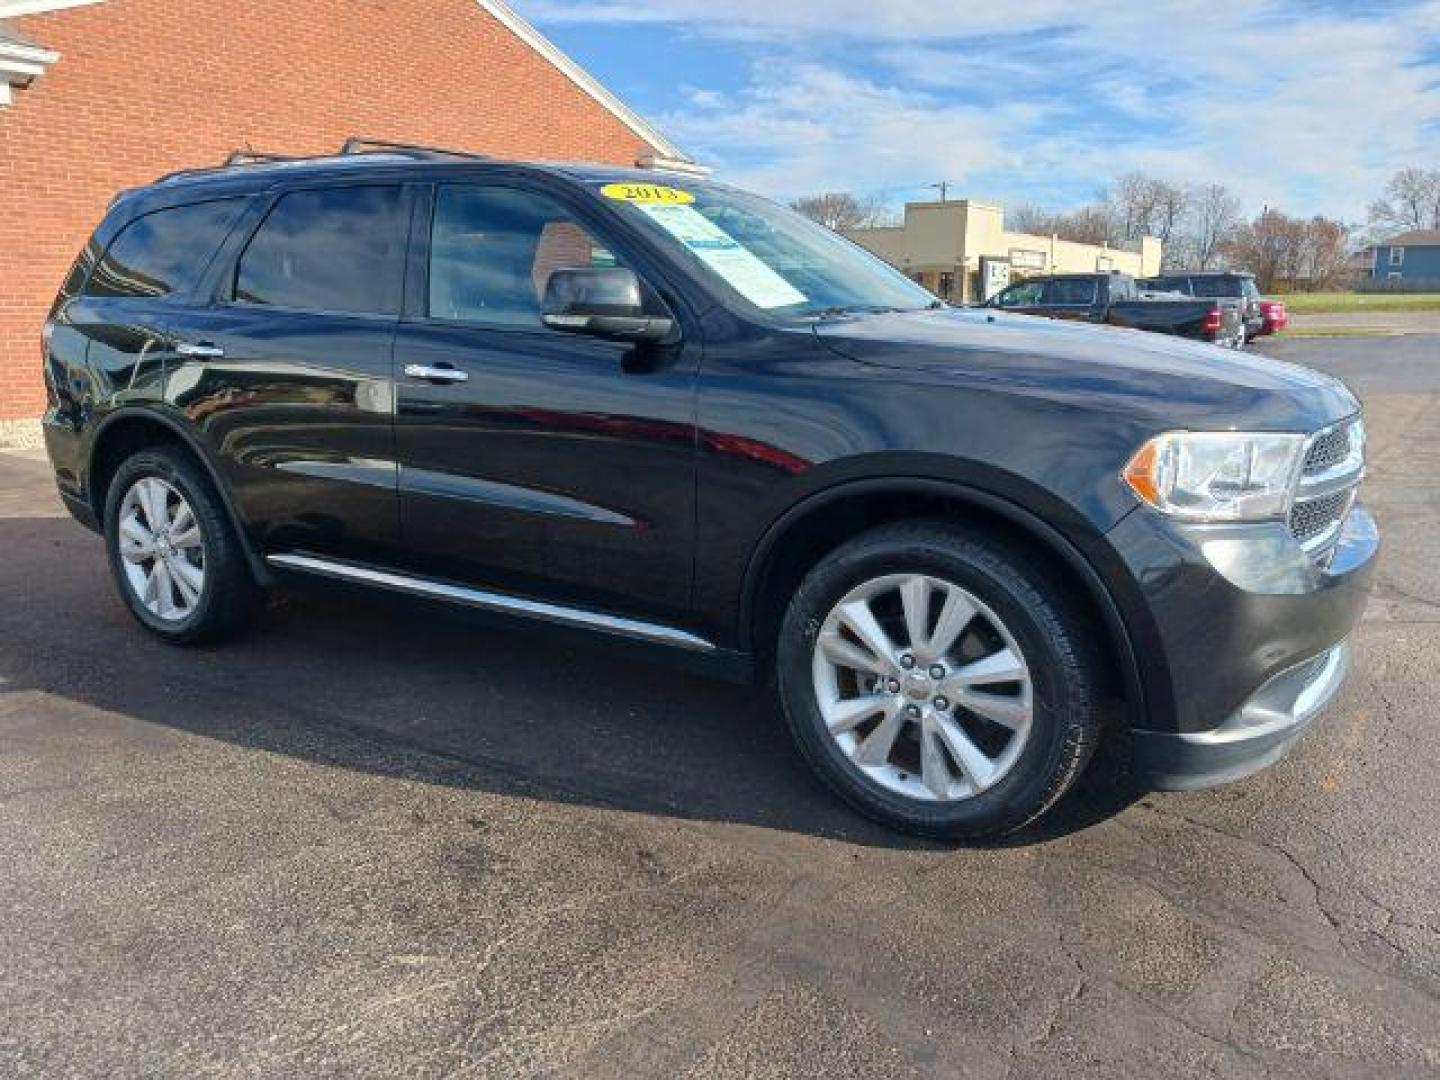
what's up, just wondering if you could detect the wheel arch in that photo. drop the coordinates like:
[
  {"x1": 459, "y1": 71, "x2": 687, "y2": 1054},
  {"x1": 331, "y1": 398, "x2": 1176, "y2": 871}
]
[
  {"x1": 740, "y1": 477, "x2": 1152, "y2": 726},
  {"x1": 87, "y1": 406, "x2": 273, "y2": 586}
]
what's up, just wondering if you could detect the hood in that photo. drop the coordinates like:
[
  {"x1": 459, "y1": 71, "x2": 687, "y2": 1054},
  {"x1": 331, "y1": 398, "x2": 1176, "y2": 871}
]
[{"x1": 814, "y1": 307, "x2": 1358, "y2": 432}]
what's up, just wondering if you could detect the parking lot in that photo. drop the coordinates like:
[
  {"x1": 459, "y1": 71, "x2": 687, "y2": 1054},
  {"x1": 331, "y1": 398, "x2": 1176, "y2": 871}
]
[{"x1": 1, "y1": 334, "x2": 1437, "y2": 1078}]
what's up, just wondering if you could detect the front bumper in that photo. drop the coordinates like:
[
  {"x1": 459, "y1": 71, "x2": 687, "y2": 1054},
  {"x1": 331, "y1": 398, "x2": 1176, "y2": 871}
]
[
  {"x1": 1108, "y1": 501, "x2": 1377, "y2": 788},
  {"x1": 1132, "y1": 640, "x2": 1350, "y2": 789}
]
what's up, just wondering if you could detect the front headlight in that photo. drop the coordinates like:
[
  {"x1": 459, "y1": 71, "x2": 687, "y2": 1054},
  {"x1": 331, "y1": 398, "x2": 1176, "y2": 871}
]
[{"x1": 1123, "y1": 431, "x2": 1306, "y2": 522}]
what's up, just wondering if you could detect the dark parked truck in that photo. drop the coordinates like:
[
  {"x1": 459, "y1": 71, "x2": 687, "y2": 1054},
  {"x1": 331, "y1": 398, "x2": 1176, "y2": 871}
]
[
  {"x1": 41, "y1": 144, "x2": 1376, "y2": 839},
  {"x1": 989, "y1": 271, "x2": 1247, "y2": 347},
  {"x1": 1140, "y1": 270, "x2": 1271, "y2": 341}
]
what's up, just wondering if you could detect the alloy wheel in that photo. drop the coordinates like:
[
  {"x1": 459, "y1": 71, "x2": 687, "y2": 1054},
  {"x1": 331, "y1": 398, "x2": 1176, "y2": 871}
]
[
  {"x1": 116, "y1": 476, "x2": 206, "y2": 621},
  {"x1": 811, "y1": 573, "x2": 1033, "y2": 802}
]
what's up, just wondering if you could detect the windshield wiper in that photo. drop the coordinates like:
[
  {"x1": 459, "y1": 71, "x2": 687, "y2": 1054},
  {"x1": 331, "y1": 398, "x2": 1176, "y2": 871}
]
[{"x1": 804, "y1": 304, "x2": 902, "y2": 319}]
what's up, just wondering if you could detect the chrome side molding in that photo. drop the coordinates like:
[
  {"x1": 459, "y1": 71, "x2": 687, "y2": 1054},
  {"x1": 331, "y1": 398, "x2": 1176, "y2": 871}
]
[{"x1": 265, "y1": 552, "x2": 716, "y2": 653}]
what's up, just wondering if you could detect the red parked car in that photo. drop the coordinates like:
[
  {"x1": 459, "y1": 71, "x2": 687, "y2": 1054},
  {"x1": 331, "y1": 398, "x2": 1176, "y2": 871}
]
[{"x1": 1258, "y1": 298, "x2": 1288, "y2": 337}]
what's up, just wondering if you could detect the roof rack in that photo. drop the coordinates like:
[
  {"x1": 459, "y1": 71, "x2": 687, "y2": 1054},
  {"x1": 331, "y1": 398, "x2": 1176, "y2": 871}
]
[
  {"x1": 338, "y1": 137, "x2": 490, "y2": 160},
  {"x1": 155, "y1": 136, "x2": 492, "y2": 185},
  {"x1": 224, "y1": 149, "x2": 303, "y2": 166},
  {"x1": 155, "y1": 147, "x2": 311, "y2": 183}
]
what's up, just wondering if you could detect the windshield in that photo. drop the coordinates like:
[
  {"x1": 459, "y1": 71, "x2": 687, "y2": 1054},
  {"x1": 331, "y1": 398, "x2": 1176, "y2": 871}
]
[{"x1": 593, "y1": 180, "x2": 937, "y2": 319}]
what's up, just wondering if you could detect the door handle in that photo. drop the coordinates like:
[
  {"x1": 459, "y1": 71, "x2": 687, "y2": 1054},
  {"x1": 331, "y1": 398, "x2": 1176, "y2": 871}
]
[
  {"x1": 404, "y1": 363, "x2": 469, "y2": 383},
  {"x1": 175, "y1": 341, "x2": 225, "y2": 358}
]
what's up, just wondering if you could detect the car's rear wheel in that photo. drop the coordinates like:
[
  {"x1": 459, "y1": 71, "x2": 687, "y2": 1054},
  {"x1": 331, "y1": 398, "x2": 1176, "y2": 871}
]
[
  {"x1": 103, "y1": 446, "x2": 257, "y2": 644},
  {"x1": 776, "y1": 521, "x2": 1102, "y2": 840}
]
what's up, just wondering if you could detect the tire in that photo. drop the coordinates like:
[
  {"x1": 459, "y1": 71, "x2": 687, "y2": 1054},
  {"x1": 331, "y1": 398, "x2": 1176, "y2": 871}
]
[
  {"x1": 776, "y1": 521, "x2": 1102, "y2": 840},
  {"x1": 103, "y1": 445, "x2": 258, "y2": 645}
]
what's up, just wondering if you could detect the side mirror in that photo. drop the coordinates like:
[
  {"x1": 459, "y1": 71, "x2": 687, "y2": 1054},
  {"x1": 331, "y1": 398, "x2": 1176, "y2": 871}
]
[{"x1": 541, "y1": 267, "x2": 674, "y2": 343}]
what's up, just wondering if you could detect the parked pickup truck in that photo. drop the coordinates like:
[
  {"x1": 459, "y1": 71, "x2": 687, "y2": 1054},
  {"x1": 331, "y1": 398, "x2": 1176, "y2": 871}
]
[
  {"x1": 988, "y1": 272, "x2": 1246, "y2": 348},
  {"x1": 1140, "y1": 270, "x2": 1277, "y2": 341}
]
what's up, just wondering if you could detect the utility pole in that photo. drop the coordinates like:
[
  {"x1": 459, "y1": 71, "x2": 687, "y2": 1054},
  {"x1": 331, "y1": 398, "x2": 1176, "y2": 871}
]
[{"x1": 929, "y1": 181, "x2": 950, "y2": 203}]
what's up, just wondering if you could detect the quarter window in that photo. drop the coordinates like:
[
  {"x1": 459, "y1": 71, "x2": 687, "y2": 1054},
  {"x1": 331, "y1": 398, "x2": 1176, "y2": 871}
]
[
  {"x1": 85, "y1": 199, "x2": 243, "y2": 299},
  {"x1": 428, "y1": 184, "x2": 621, "y2": 327},
  {"x1": 235, "y1": 186, "x2": 406, "y2": 316}
]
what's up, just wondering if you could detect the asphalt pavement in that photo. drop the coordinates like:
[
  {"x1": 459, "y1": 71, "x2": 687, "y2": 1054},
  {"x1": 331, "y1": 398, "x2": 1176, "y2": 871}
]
[{"x1": 1, "y1": 334, "x2": 1438, "y2": 1078}]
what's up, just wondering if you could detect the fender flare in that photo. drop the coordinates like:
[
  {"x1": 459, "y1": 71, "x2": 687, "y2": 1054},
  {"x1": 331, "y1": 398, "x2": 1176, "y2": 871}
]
[
  {"x1": 88, "y1": 405, "x2": 275, "y2": 587},
  {"x1": 738, "y1": 475, "x2": 1148, "y2": 723}
]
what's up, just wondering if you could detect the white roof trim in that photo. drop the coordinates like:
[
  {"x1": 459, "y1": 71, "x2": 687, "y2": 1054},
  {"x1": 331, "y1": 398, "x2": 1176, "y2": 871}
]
[
  {"x1": 0, "y1": 39, "x2": 57, "y2": 65},
  {"x1": 474, "y1": 0, "x2": 691, "y2": 163},
  {"x1": 0, "y1": 0, "x2": 104, "y2": 16},
  {"x1": 1, "y1": 35, "x2": 58, "y2": 95}
]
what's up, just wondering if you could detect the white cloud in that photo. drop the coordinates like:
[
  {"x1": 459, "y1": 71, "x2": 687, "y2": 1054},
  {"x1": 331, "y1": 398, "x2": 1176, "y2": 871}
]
[{"x1": 518, "y1": 0, "x2": 1440, "y2": 217}]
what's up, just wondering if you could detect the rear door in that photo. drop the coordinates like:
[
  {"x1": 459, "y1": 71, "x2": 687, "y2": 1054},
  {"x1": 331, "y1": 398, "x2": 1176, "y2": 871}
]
[
  {"x1": 1041, "y1": 277, "x2": 1102, "y2": 321},
  {"x1": 52, "y1": 198, "x2": 248, "y2": 499},
  {"x1": 166, "y1": 182, "x2": 413, "y2": 563},
  {"x1": 389, "y1": 179, "x2": 700, "y2": 622}
]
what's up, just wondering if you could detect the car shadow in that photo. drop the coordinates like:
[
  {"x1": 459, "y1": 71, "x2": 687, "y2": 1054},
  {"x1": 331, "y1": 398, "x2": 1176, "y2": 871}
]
[{"x1": 0, "y1": 512, "x2": 1148, "y2": 850}]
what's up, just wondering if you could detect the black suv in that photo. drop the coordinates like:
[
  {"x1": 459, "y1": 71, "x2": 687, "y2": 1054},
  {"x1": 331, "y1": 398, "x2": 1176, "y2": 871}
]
[{"x1": 41, "y1": 142, "x2": 1376, "y2": 839}]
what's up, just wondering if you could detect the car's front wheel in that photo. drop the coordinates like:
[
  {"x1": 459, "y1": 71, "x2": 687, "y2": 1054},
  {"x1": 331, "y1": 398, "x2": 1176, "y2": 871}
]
[
  {"x1": 776, "y1": 522, "x2": 1102, "y2": 840},
  {"x1": 103, "y1": 446, "x2": 257, "y2": 644}
]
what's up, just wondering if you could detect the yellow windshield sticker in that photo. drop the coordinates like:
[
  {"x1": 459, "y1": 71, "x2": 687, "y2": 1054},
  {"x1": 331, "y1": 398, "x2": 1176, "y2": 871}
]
[{"x1": 600, "y1": 182, "x2": 695, "y2": 205}]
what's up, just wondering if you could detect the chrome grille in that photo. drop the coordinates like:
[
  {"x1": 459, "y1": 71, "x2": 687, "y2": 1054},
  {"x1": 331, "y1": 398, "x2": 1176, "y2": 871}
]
[
  {"x1": 1289, "y1": 417, "x2": 1365, "y2": 559},
  {"x1": 1303, "y1": 424, "x2": 1352, "y2": 472},
  {"x1": 1290, "y1": 490, "x2": 1352, "y2": 545}
]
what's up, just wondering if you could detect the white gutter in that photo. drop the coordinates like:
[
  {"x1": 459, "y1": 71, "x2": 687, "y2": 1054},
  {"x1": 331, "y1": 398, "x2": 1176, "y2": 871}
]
[
  {"x1": 0, "y1": 0, "x2": 104, "y2": 16},
  {"x1": 0, "y1": 35, "x2": 57, "y2": 103}
]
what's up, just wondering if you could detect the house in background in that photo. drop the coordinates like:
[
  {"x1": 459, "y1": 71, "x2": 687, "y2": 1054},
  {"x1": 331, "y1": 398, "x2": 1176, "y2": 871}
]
[
  {"x1": 1368, "y1": 230, "x2": 1440, "y2": 286},
  {"x1": 0, "y1": 0, "x2": 694, "y2": 446}
]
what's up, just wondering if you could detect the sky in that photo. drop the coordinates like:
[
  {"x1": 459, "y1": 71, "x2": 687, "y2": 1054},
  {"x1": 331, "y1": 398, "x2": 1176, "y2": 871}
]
[{"x1": 512, "y1": 0, "x2": 1440, "y2": 221}]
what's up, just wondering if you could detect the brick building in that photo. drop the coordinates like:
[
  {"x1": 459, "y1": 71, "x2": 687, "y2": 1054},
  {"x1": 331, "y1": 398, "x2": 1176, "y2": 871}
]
[{"x1": 0, "y1": 0, "x2": 692, "y2": 444}]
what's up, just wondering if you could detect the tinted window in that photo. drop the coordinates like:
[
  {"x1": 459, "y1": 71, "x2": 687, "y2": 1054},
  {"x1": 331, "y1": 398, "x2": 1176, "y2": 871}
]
[
  {"x1": 1143, "y1": 276, "x2": 1186, "y2": 293},
  {"x1": 996, "y1": 281, "x2": 1043, "y2": 307},
  {"x1": 1190, "y1": 276, "x2": 1243, "y2": 298},
  {"x1": 429, "y1": 185, "x2": 621, "y2": 327},
  {"x1": 85, "y1": 199, "x2": 242, "y2": 299},
  {"x1": 1046, "y1": 278, "x2": 1098, "y2": 305},
  {"x1": 1109, "y1": 276, "x2": 1138, "y2": 301},
  {"x1": 235, "y1": 186, "x2": 405, "y2": 315}
]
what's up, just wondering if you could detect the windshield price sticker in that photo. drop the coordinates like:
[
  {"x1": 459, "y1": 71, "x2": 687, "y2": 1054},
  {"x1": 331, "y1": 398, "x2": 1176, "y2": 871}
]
[
  {"x1": 635, "y1": 202, "x2": 807, "y2": 310},
  {"x1": 600, "y1": 183, "x2": 695, "y2": 204}
]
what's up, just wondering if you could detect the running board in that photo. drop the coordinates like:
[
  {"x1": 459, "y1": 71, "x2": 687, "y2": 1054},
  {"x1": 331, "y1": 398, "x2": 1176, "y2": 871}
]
[{"x1": 265, "y1": 553, "x2": 716, "y2": 653}]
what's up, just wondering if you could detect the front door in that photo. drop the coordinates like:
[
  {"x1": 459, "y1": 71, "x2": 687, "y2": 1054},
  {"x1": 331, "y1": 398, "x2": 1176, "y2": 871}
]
[
  {"x1": 390, "y1": 181, "x2": 699, "y2": 623},
  {"x1": 992, "y1": 279, "x2": 1046, "y2": 316}
]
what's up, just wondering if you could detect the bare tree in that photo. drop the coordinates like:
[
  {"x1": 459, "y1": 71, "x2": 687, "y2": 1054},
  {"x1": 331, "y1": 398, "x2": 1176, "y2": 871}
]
[
  {"x1": 1059, "y1": 204, "x2": 1117, "y2": 246},
  {"x1": 1296, "y1": 216, "x2": 1353, "y2": 289},
  {"x1": 1228, "y1": 209, "x2": 1299, "y2": 290},
  {"x1": 1226, "y1": 209, "x2": 1351, "y2": 291},
  {"x1": 789, "y1": 192, "x2": 889, "y2": 232},
  {"x1": 1104, "y1": 173, "x2": 1154, "y2": 243},
  {"x1": 1149, "y1": 180, "x2": 1190, "y2": 247},
  {"x1": 1186, "y1": 184, "x2": 1243, "y2": 269},
  {"x1": 1007, "y1": 203, "x2": 1062, "y2": 235},
  {"x1": 1368, "y1": 167, "x2": 1440, "y2": 234}
]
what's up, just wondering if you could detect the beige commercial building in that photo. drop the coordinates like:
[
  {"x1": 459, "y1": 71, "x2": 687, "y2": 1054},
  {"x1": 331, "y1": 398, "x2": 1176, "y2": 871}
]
[{"x1": 848, "y1": 199, "x2": 1163, "y2": 304}]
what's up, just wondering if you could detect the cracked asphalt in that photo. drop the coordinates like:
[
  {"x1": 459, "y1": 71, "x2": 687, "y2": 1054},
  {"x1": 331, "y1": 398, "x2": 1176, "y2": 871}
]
[{"x1": 2, "y1": 335, "x2": 1438, "y2": 1078}]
